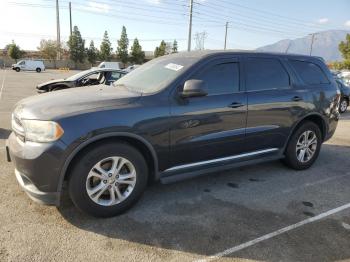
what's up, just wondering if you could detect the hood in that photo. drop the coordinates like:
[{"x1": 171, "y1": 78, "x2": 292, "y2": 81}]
[
  {"x1": 36, "y1": 79, "x2": 68, "y2": 88},
  {"x1": 14, "y1": 85, "x2": 141, "y2": 120}
]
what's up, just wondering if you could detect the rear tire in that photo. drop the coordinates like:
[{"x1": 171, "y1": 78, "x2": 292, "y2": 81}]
[
  {"x1": 36, "y1": 68, "x2": 41, "y2": 73},
  {"x1": 68, "y1": 142, "x2": 148, "y2": 217},
  {"x1": 339, "y1": 98, "x2": 348, "y2": 113},
  {"x1": 282, "y1": 121, "x2": 322, "y2": 170}
]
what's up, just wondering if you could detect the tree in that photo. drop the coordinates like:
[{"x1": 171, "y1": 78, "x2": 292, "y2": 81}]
[
  {"x1": 130, "y1": 38, "x2": 145, "y2": 64},
  {"x1": 172, "y1": 39, "x2": 178, "y2": 53},
  {"x1": 38, "y1": 39, "x2": 59, "y2": 61},
  {"x1": 154, "y1": 40, "x2": 167, "y2": 57},
  {"x1": 100, "y1": 31, "x2": 112, "y2": 61},
  {"x1": 7, "y1": 41, "x2": 23, "y2": 62},
  {"x1": 154, "y1": 47, "x2": 160, "y2": 58},
  {"x1": 86, "y1": 40, "x2": 98, "y2": 66},
  {"x1": 339, "y1": 34, "x2": 350, "y2": 61},
  {"x1": 117, "y1": 26, "x2": 129, "y2": 64},
  {"x1": 67, "y1": 26, "x2": 86, "y2": 67}
]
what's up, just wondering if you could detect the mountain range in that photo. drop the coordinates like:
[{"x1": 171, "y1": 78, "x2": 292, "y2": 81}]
[{"x1": 257, "y1": 30, "x2": 350, "y2": 62}]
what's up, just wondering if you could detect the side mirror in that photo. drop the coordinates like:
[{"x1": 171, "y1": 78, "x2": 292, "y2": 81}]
[{"x1": 181, "y1": 79, "x2": 208, "y2": 98}]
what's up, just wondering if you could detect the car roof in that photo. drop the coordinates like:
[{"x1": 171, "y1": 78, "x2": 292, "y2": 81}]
[{"x1": 168, "y1": 50, "x2": 323, "y2": 61}]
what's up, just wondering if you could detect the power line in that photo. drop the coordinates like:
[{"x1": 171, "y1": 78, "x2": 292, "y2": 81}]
[
  {"x1": 6, "y1": 2, "x2": 189, "y2": 26},
  {"x1": 192, "y1": 1, "x2": 323, "y2": 36},
  {"x1": 213, "y1": 0, "x2": 329, "y2": 30},
  {"x1": 0, "y1": 31, "x2": 186, "y2": 42}
]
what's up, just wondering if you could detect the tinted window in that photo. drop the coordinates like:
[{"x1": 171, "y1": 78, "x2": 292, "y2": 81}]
[
  {"x1": 110, "y1": 72, "x2": 122, "y2": 81},
  {"x1": 245, "y1": 58, "x2": 290, "y2": 91},
  {"x1": 194, "y1": 63, "x2": 239, "y2": 95},
  {"x1": 289, "y1": 60, "x2": 329, "y2": 85}
]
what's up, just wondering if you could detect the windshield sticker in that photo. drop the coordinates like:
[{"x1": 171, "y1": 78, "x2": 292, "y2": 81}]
[{"x1": 165, "y1": 63, "x2": 184, "y2": 71}]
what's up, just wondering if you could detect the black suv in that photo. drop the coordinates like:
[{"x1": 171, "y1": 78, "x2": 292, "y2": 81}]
[{"x1": 6, "y1": 51, "x2": 340, "y2": 217}]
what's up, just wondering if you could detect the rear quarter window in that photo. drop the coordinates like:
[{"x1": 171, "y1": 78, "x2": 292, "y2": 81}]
[{"x1": 289, "y1": 60, "x2": 329, "y2": 85}]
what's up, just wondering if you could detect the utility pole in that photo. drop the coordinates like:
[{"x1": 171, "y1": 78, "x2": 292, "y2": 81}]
[
  {"x1": 285, "y1": 40, "x2": 292, "y2": 53},
  {"x1": 69, "y1": 2, "x2": 72, "y2": 37},
  {"x1": 224, "y1": 22, "x2": 229, "y2": 50},
  {"x1": 309, "y1": 33, "x2": 316, "y2": 56},
  {"x1": 187, "y1": 0, "x2": 193, "y2": 52},
  {"x1": 56, "y1": 0, "x2": 61, "y2": 60}
]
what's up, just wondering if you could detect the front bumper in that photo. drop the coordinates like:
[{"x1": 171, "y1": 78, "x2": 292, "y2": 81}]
[
  {"x1": 6, "y1": 132, "x2": 67, "y2": 206},
  {"x1": 15, "y1": 169, "x2": 60, "y2": 205}
]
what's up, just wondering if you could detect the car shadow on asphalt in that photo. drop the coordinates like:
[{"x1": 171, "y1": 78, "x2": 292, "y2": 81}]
[
  {"x1": 57, "y1": 143, "x2": 350, "y2": 260},
  {"x1": 0, "y1": 128, "x2": 11, "y2": 139}
]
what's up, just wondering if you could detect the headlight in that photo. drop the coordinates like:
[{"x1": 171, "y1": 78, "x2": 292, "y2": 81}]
[{"x1": 21, "y1": 120, "x2": 64, "y2": 142}]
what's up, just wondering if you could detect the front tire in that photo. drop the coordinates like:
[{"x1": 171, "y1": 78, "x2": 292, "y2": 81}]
[
  {"x1": 15, "y1": 67, "x2": 20, "y2": 72},
  {"x1": 339, "y1": 98, "x2": 348, "y2": 113},
  {"x1": 68, "y1": 142, "x2": 148, "y2": 217},
  {"x1": 282, "y1": 121, "x2": 322, "y2": 170}
]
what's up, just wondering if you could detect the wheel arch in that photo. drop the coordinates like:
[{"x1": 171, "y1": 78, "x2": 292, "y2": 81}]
[
  {"x1": 283, "y1": 113, "x2": 327, "y2": 152},
  {"x1": 57, "y1": 132, "x2": 159, "y2": 196}
]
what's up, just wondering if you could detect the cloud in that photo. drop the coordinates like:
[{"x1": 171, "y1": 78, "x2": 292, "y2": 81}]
[
  {"x1": 317, "y1": 18, "x2": 329, "y2": 24},
  {"x1": 345, "y1": 20, "x2": 350, "y2": 27},
  {"x1": 84, "y1": 1, "x2": 110, "y2": 13}
]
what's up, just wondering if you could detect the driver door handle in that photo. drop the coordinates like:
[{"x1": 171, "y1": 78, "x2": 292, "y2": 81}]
[
  {"x1": 292, "y1": 96, "x2": 303, "y2": 102},
  {"x1": 228, "y1": 102, "x2": 244, "y2": 108}
]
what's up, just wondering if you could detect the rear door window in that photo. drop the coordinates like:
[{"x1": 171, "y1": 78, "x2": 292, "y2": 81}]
[
  {"x1": 289, "y1": 60, "x2": 329, "y2": 85},
  {"x1": 245, "y1": 58, "x2": 290, "y2": 91}
]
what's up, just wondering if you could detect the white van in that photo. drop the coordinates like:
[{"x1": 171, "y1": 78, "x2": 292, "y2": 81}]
[
  {"x1": 97, "y1": 61, "x2": 122, "y2": 70},
  {"x1": 12, "y1": 60, "x2": 45, "y2": 73}
]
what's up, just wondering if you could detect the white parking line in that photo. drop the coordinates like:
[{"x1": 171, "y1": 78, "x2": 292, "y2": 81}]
[
  {"x1": 0, "y1": 68, "x2": 7, "y2": 99},
  {"x1": 196, "y1": 202, "x2": 350, "y2": 262}
]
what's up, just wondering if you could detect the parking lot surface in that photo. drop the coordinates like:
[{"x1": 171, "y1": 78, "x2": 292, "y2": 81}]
[{"x1": 0, "y1": 69, "x2": 350, "y2": 262}]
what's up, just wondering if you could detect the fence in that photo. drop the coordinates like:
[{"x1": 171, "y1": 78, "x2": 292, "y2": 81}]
[{"x1": 0, "y1": 56, "x2": 97, "y2": 70}]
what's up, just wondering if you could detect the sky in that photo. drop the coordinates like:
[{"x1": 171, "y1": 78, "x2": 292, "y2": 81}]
[{"x1": 1, "y1": 0, "x2": 350, "y2": 52}]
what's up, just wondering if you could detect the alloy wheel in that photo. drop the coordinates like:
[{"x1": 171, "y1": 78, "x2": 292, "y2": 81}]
[
  {"x1": 86, "y1": 156, "x2": 137, "y2": 206},
  {"x1": 296, "y1": 130, "x2": 318, "y2": 163},
  {"x1": 340, "y1": 100, "x2": 348, "y2": 113}
]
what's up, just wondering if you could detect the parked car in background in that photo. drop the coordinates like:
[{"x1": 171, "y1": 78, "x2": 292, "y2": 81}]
[
  {"x1": 97, "y1": 61, "x2": 123, "y2": 70},
  {"x1": 6, "y1": 51, "x2": 340, "y2": 217},
  {"x1": 336, "y1": 79, "x2": 350, "y2": 113},
  {"x1": 12, "y1": 60, "x2": 45, "y2": 73},
  {"x1": 36, "y1": 68, "x2": 126, "y2": 93},
  {"x1": 123, "y1": 64, "x2": 141, "y2": 73}
]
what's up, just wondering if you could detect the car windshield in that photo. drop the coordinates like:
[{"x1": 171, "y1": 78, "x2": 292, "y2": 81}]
[
  {"x1": 113, "y1": 56, "x2": 198, "y2": 94},
  {"x1": 66, "y1": 69, "x2": 97, "y2": 81}
]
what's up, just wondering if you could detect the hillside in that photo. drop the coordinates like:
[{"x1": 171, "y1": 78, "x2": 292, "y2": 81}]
[{"x1": 257, "y1": 30, "x2": 350, "y2": 62}]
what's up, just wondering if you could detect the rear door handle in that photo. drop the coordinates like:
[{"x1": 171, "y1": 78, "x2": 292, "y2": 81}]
[
  {"x1": 292, "y1": 96, "x2": 303, "y2": 102},
  {"x1": 228, "y1": 102, "x2": 244, "y2": 108}
]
